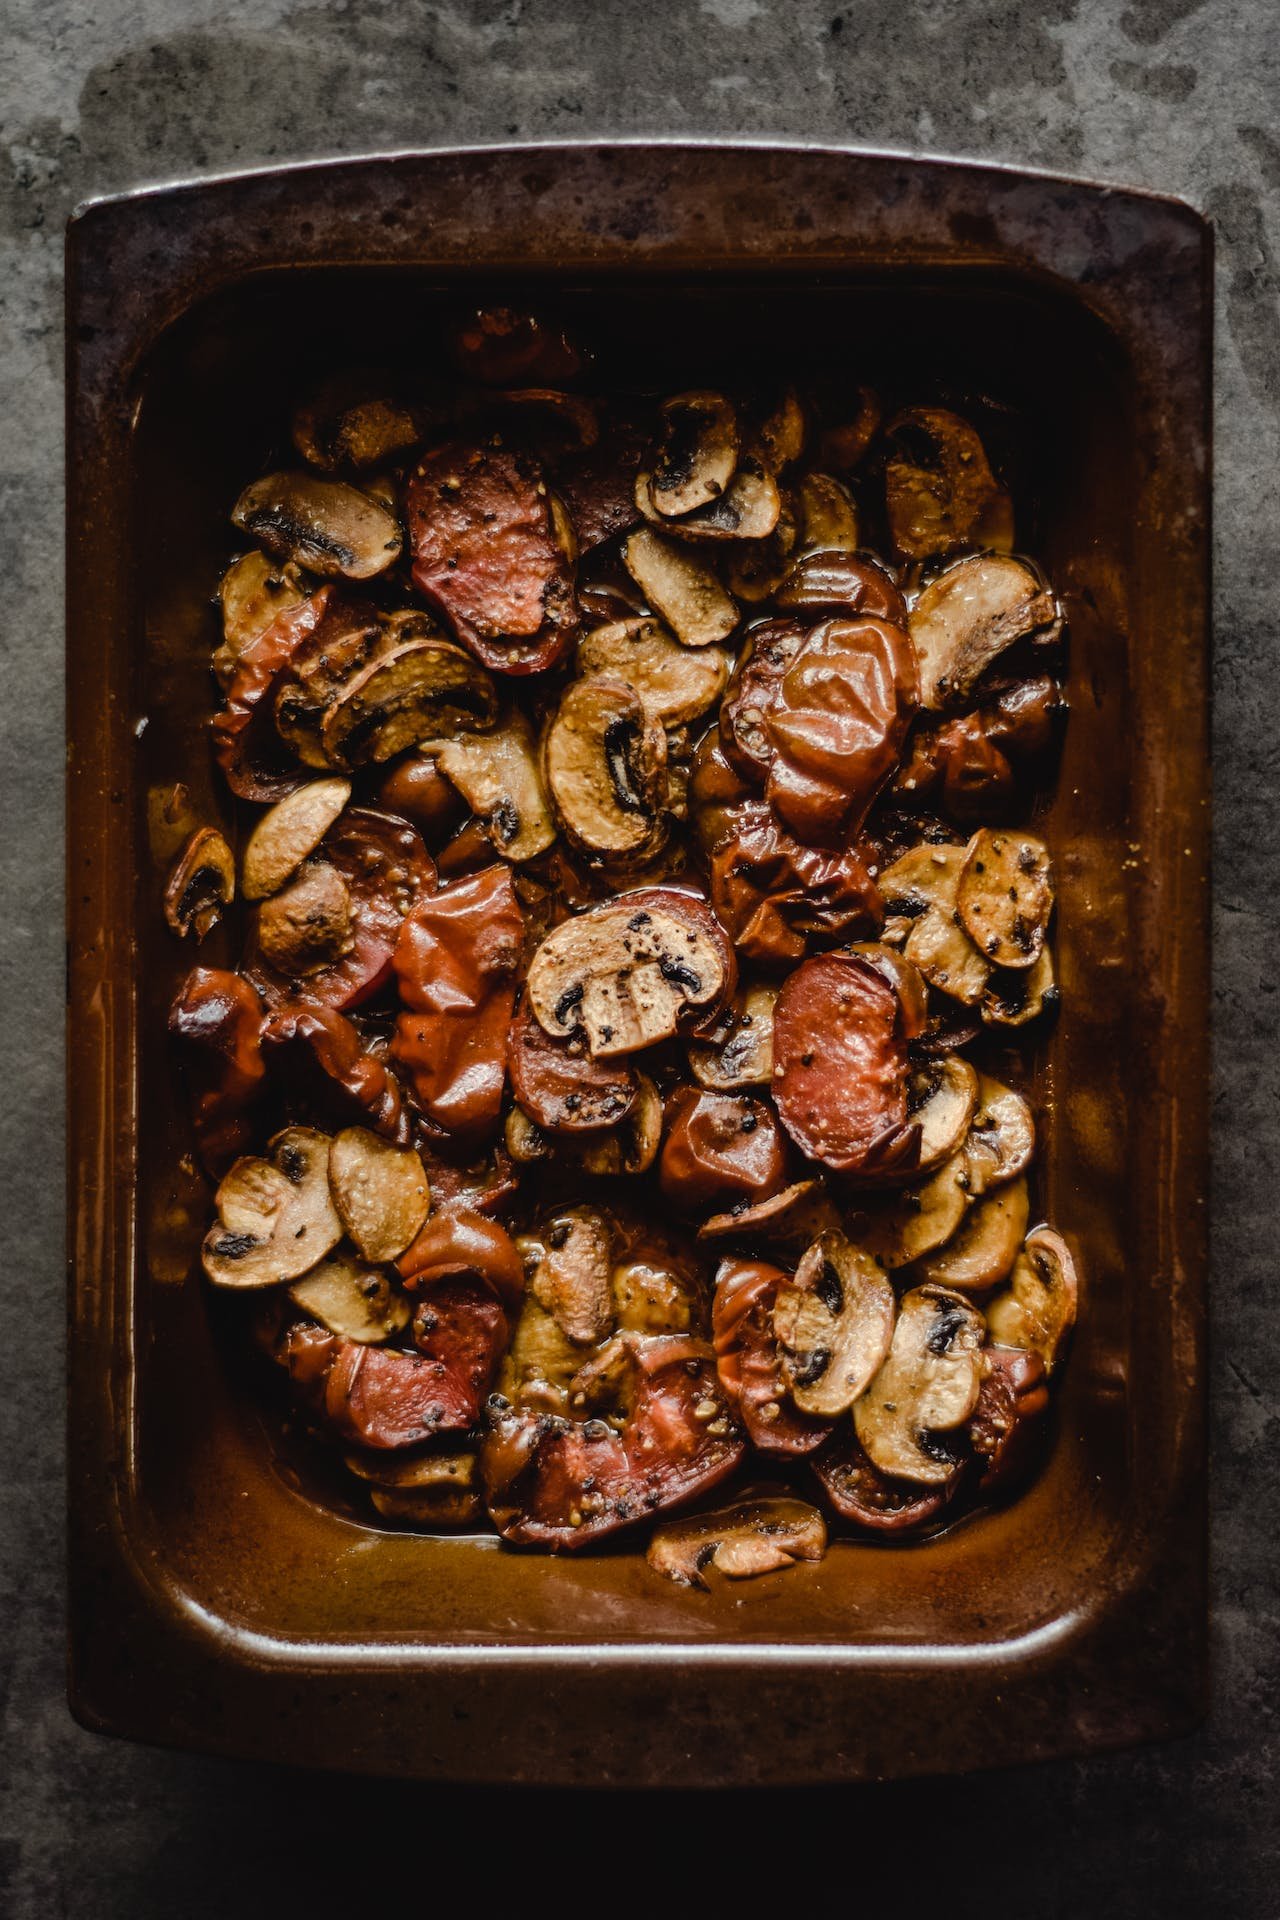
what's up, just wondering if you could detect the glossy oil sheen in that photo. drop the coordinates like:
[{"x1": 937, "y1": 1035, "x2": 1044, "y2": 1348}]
[{"x1": 65, "y1": 143, "x2": 1211, "y2": 1786}]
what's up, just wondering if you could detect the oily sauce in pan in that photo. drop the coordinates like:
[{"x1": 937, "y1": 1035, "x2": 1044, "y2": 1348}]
[{"x1": 165, "y1": 305, "x2": 1080, "y2": 1583}]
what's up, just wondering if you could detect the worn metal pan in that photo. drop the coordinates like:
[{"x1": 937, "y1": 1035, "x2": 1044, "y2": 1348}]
[{"x1": 66, "y1": 141, "x2": 1210, "y2": 1786}]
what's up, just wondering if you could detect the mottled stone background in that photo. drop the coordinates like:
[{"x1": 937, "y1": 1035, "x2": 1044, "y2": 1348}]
[{"x1": 2, "y1": 1, "x2": 1276, "y2": 1912}]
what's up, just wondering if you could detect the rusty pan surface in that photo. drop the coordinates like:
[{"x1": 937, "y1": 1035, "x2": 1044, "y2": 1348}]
[{"x1": 66, "y1": 141, "x2": 1211, "y2": 1786}]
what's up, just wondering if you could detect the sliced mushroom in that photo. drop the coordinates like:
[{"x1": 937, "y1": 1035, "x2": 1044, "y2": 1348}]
[
  {"x1": 271, "y1": 603, "x2": 391, "y2": 770},
  {"x1": 321, "y1": 637, "x2": 499, "y2": 769},
  {"x1": 526, "y1": 1206, "x2": 615, "y2": 1347},
  {"x1": 327, "y1": 1127, "x2": 430, "y2": 1264},
  {"x1": 612, "y1": 1253, "x2": 700, "y2": 1336},
  {"x1": 755, "y1": 387, "x2": 807, "y2": 472},
  {"x1": 982, "y1": 947, "x2": 1058, "y2": 1028},
  {"x1": 796, "y1": 472, "x2": 860, "y2": 551},
  {"x1": 909, "y1": 553, "x2": 1064, "y2": 711},
  {"x1": 915, "y1": 1174, "x2": 1030, "y2": 1293},
  {"x1": 242, "y1": 779, "x2": 352, "y2": 900},
  {"x1": 986, "y1": 1225, "x2": 1080, "y2": 1373},
  {"x1": 879, "y1": 842, "x2": 990, "y2": 1005},
  {"x1": 293, "y1": 373, "x2": 424, "y2": 473},
  {"x1": 202, "y1": 1127, "x2": 342, "y2": 1288},
  {"x1": 909, "y1": 1056, "x2": 980, "y2": 1172},
  {"x1": 621, "y1": 527, "x2": 738, "y2": 648},
  {"x1": 164, "y1": 827, "x2": 235, "y2": 939},
  {"x1": 575, "y1": 1075, "x2": 664, "y2": 1176},
  {"x1": 544, "y1": 675, "x2": 668, "y2": 859},
  {"x1": 774, "y1": 1231, "x2": 895, "y2": 1418},
  {"x1": 723, "y1": 504, "x2": 800, "y2": 604},
  {"x1": 853, "y1": 1284, "x2": 985, "y2": 1484},
  {"x1": 857, "y1": 1152, "x2": 970, "y2": 1270},
  {"x1": 884, "y1": 408, "x2": 1013, "y2": 561},
  {"x1": 215, "y1": 552, "x2": 309, "y2": 687},
  {"x1": 256, "y1": 862, "x2": 354, "y2": 976},
  {"x1": 345, "y1": 1444, "x2": 479, "y2": 1495},
  {"x1": 289, "y1": 1248, "x2": 411, "y2": 1343},
  {"x1": 963, "y1": 1076, "x2": 1036, "y2": 1197},
  {"x1": 647, "y1": 1495, "x2": 826, "y2": 1588},
  {"x1": 639, "y1": 454, "x2": 781, "y2": 543},
  {"x1": 957, "y1": 828, "x2": 1054, "y2": 969},
  {"x1": 414, "y1": 709, "x2": 555, "y2": 862},
  {"x1": 231, "y1": 470, "x2": 402, "y2": 580},
  {"x1": 699, "y1": 1177, "x2": 842, "y2": 1251},
  {"x1": 361, "y1": 1454, "x2": 483, "y2": 1527},
  {"x1": 577, "y1": 618, "x2": 730, "y2": 727},
  {"x1": 526, "y1": 888, "x2": 732, "y2": 1057},
  {"x1": 500, "y1": 1284, "x2": 585, "y2": 1407},
  {"x1": 648, "y1": 390, "x2": 740, "y2": 517},
  {"x1": 687, "y1": 982, "x2": 777, "y2": 1090}
]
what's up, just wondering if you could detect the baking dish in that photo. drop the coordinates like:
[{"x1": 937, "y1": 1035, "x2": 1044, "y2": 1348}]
[{"x1": 66, "y1": 141, "x2": 1211, "y2": 1785}]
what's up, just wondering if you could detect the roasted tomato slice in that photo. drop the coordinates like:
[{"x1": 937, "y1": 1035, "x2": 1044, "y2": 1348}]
[
  {"x1": 483, "y1": 1335, "x2": 745, "y2": 1549},
  {"x1": 719, "y1": 619, "x2": 809, "y2": 785},
  {"x1": 211, "y1": 588, "x2": 335, "y2": 800},
  {"x1": 411, "y1": 1278, "x2": 509, "y2": 1402},
  {"x1": 247, "y1": 807, "x2": 435, "y2": 1013},
  {"x1": 765, "y1": 617, "x2": 919, "y2": 844},
  {"x1": 168, "y1": 967, "x2": 266, "y2": 1175},
  {"x1": 969, "y1": 1345, "x2": 1050, "y2": 1491},
  {"x1": 324, "y1": 1284, "x2": 507, "y2": 1451},
  {"x1": 709, "y1": 802, "x2": 883, "y2": 967},
  {"x1": 811, "y1": 1427, "x2": 958, "y2": 1532},
  {"x1": 659, "y1": 1086, "x2": 790, "y2": 1214},
  {"x1": 406, "y1": 442, "x2": 578, "y2": 675},
  {"x1": 712, "y1": 1259, "x2": 832, "y2": 1456},
  {"x1": 775, "y1": 550, "x2": 908, "y2": 625},
  {"x1": 508, "y1": 995, "x2": 638, "y2": 1135},
  {"x1": 772, "y1": 953, "x2": 917, "y2": 1179},
  {"x1": 391, "y1": 864, "x2": 524, "y2": 1138},
  {"x1": 414, "y1": 1137, "x2": 522, "y2": 1218},
  {"x1": 397, "y1": 1207, "x2": 526, "y2": 1313},
  {"x1": 261, "y1": 1000, "x2": 406, "y2": 1140},
  {"x1": 554, "y1": 413, "x2": 647, "y2": 551}
]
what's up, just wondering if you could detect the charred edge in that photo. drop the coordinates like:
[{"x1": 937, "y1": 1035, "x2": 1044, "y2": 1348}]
[{"x1": 244, "y1": 506, "x2": 358, "y2": 569}]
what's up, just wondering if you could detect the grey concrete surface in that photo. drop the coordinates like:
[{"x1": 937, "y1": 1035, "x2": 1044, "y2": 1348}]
[{"x1": 2, "y1": 0, "x2": 1277, "y2": 1911}]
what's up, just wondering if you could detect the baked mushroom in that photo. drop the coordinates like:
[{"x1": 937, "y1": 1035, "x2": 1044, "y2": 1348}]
[
  {"x1": 857, "y1": 1152, "x2": 970, "y2": 1269},
  {"x1": 164, "y1": 827, "x2": 235, "y2": 940},
  {"x1": 985, "y1": 1225, "x2": 1079, "y2": 1373},
  {"x1": 962, "y1": 1075, "x2": 1036, "y2": 1196},
  {"x1": 201, "y1": 1126, "x2": 342, "y2": 1288},
  {"x1": 774, "y1": 1231, "x2": 895, "y2": 1418},
  {"x1": 419, "y1": 709, "x2": 555, "y2": 862},
  {"x1": 687, "y1": 982, "x2": 777, "y2": 1091},
  {"x1": 647, "y1": 1495, "x2": 826, "y2": 1587},
  {"x1": 574, "y1": 1075, "x2": 664, "y2": 1176},
  {"x1": 621, "y1": 527, "x2": 739, "y2": 648},
  {"x1": 543, "y1": 676, "x2": 669, "y2": 859},
  {"x1": 795, "y1": 471, "x2": 860, "y2": 551},
  {"x1": 292, "y1": 372, "x2": 424, "y2": 473},
  {"x1": 638, "y1": 453, "x2": 781, "y2": 543},
  {"x1": 270, "y1": 600, "x2": 392, "y2": 771},
  {"x1": 909, "y1": 1055, "x2": 980, "y2": 1173},
  {"x1": 288, "y1": 1249, "x2": 411, "y2": 1343},
  {"x1": 884, "y1": 408, "x2": 1013, "y2": 561},
  {"x1": 577, "y1": 618, "x2": 730, "y2": 727},
  {"x1": 957, "y1": 828, "x2": 1054, "y2": 969},
  {"x1": 525, "y1": 888, "x2": 733, "y2": 1057},
  {"x1": 982, "y1": 947, "x2": 1057, "y2": 1028},
  {"x1": 321, "y1": 636, "x2": 500, "y2": 769},
  {"x1": 915, "y1": 1174, "x2": 1030, "y2": 1292},
  {"x1": 327, "y1": 1127, "x2": 430, "y2": 1263},
  {"x1": 522, "y1": 1206, "x2": 616, "y2": 1348},
  {"x1": 649, "y1": 390, "x2": 740, "y2": 517},
  {"x1": 909, "y1": 553, "x2": 1063, "y2": 711},
  {"x1": 215, "y1": 551, "x2": 309, "y2": 688},
  {"x1": 242, "y1": 779, "x2": 352, "y2": 901},
  {"x1": 354, "y1": 1450, "x2": 483, "y2": 1528},
  {"x1": 853, "y1": 1284, "x2": 985, "y2": 1484},
  {"x1": 231, "y1": 471, "x2": 403, "y2": 580},
  {"x1": 699, "y1": 1178, "x2": 840, "y2": 1251},
  {"x1": 878, "y1": 841, "x2": 991, "y2": 1005},
  {"x1": 256, "y1": 862, "x2": 354, "y2": 977}
]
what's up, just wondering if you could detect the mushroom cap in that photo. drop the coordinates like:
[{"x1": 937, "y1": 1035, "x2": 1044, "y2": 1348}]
[
  {"x1": 232, "y1": 470, "x2": 403, "y2": 580},
  {"x1": 646, "y1": 1495, "x2": 826, "y2": 1588},
  {"x1": 774, "y1": 1231, "x2": 895, "y2": 1418},
  {"x1": 202, "y1": 1127, "x2": 342, "y2": 1289},
  {"x1": 853, "y1": 1284, "x2": 986, "y2": 1484}
]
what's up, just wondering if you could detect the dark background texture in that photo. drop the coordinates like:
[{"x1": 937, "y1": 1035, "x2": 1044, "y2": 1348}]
[{"x1": 2, "y1": 1, "x2": 1275, "y2": 1912}]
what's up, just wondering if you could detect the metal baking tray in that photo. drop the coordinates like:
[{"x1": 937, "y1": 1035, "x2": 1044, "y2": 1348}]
[{"x1": 66, "y1": 141, "x2": 1211, "y2": 1785}]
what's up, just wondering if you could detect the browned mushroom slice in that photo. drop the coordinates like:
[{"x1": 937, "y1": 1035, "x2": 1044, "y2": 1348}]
[
  {"x1": 242, "y1": 778, "x2": 352, "y2": 900},
  {"x1": 293, "y1": 373, "x2": 424, "y2": 473},
  {"x1": 698, "y1": 1178, "x2": 840, "y2": 1251},
  {"x1": 648, "y1": 390, "x2": 740, "y2": 517},
  {"x1": 857, "y1": 1152, "x2": 970, "y2": 1270},
  {"x1": 575, "y1": 1075, "x2": 664, "y2": 1176},
  {"x1": 202, "y1": 1126, "x2": 342, "y2": 1288},
  {"x1": 256, "y1": 862, "x2": 354, "y2": 977},
  {"x1": 957, "y1": 828, "x2": 1054, "y2": 970},
  {"x1": 612, "y1": 1252, "x2": 701, "y2": 1336},
  {"x1": 986, "y1": 1225, "x2": 1080, "y2": 1373},
  {"x1": 884, "y1": 408, "x2": 1013, "y2": 561},
  {"x1": 289, "y1": 1248, "x2": 411, "y2": 1343},
  {"x1": 504, "y1": 1103, "x2": 552, "y2": 1165},
  {"x1": 853, "y1": 1284, "x2": 985, "y2": 1484},
  {"x1": 544, "y1": 675, "x2": 668, "y2": 858},
  {"x1": 915, "y1": 1175, "x2": 1030, "y2": 1293},
  {"x1": 271, "y1": 603, "x2": 391, "y2": 770},
  {"x1": 417, "y1": 710, "x2": 555, "y2": 862},
  {"x1": 724, "y1": 503, "x2": 799, "y2": 603},
  {"x1": 982, "y1": 947, "x2": 1057, "y2": 1028},
  {"x1": 576, "y1": 618, "x2": 730, "y2": 726},
  {"x1": 909, "y1": 553, "x2": 1063, "y2": 711},
  {"x1": 774, "y1": 1231, "x2": 895, "y2": 1418},
  {"x1": 796, "y1": 471, "x2": 860, "y2": 551},
  {"x1": 231, "y1": 471, "x2": 402, "y2": 580},
  {"x1": 910, "y1": 1055, "x2": 980, "y2": 1172},
  {"x1": 327, "y1": 1127, "x2": 431, "y2": 1264},
  {"x1": 687, "y1": 983, "x2": 777, "y2": 1091},
  {"x1": 647, "y1": 1495, "x2": 826, "y2": 1588},
  {"x1": 524, "y1": 1206, "x2": 615, "y2": 1347},
  {"x1": 164, "y1": 827, "x2": 235, "y2": 940},
  {"x1": 963, "y1": 1075, "x2": 1036, "y2": 1197},
  {"x1": 525, "y1": 889, "x2": 732, "y2": 1056},
  {"x1": 817, "y1": 386, "x2": 882, "y2": 472},
  {"x1": 638, "y1": 453, "x2": 781, "y2": 544},
  {"x1": 215, "y1": 552, "x2": 310, "y2": 687},
  {"x1": 755, "y1": 388, "x2": 807, "y2": 472},
  {"x1": 321, "y1": 637, "x2": 499, "y2": 769},
  {"x1": 352, "y1": 1449, "x2": 483, "y2": 1526},
  {"x1": 879, "y1": 842, "x2": 990, "y2": 1005},
  {"x1": 621, "y1": 527, "x2": 739, "y2": 647}
]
